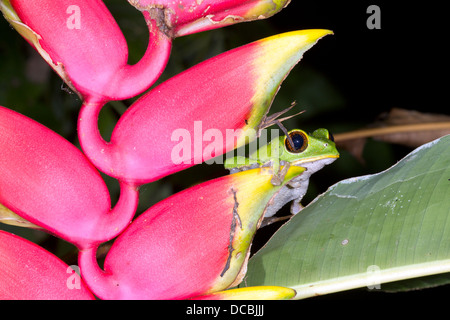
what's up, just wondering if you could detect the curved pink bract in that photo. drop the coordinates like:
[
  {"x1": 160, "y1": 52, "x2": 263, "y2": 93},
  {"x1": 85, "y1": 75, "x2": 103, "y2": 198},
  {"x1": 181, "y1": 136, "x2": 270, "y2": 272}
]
[
  {"x1": 78, "y1": 30, "x2": 332, "y2": 185},
  {"x1": 10, "y1": 0, "x2": 171, "y2": 102},
  {"x1": 0, "y1": 231, "x2": 94, "y2": 300},
  {"x1": 0, "y1": 106, "x2": 138, "y2": 249},
  {"x1": 78, "y1": 166, "x2": 302, "y2": 299}
]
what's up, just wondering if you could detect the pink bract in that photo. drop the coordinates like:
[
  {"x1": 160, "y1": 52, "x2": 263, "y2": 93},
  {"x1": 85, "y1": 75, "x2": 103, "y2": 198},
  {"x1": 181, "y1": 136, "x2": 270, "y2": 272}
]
[
  {"x1": 0, "y1": 0, "x2": 333, "y2": 300},
  {"x1": 78, "y1": 166, "x2": 305, "y2": 299},
  {"x1": 128, "y1": 0, "x2": 291, "y2": 37},
  {"x1": 0, "y1": 230, "x2": 94, "y2": 299},
  {"x1": 5, "y1": 0, "x2": 171, "y2": 102},
  {"x1": 0, "y1": 106, "x2": 138, "y2": 249},
  {"x1": 78, "y1": 30, "x2": 332, "y2": 185}
]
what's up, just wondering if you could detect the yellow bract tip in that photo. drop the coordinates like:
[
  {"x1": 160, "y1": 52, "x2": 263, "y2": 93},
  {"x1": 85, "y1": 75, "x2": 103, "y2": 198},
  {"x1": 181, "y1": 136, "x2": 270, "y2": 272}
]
[
  {"x1": 245, "y1": 29, "x2": 333, "y2": 135},
  {"x1": 200, "y1": 285, "x2": 296, "y2": 300},
  {"x1": 254, "y1": 29, "x2": 333, "y2": 82}
]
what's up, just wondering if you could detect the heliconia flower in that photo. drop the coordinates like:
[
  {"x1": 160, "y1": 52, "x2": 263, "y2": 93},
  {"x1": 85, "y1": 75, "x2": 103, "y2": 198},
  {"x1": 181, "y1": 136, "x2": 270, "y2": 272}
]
[
  {"x1": 78, "y1": 29, "x2": 333, "y2": 185},
  {"x1": 0, "y1": 0, "x2": 171, "y2": 102},
  {"x1": 128, "y1": 0, "x2": 291, "y2": 37},
  {"x1": 0, "y1": 230, "x2": 94, "y2": 299},
  {"x1": 0, "y1": 106, "x2": 139, "y2": 249},
  {"x1": 78, "y1": 166, "x2": 304, "y2": 299}
]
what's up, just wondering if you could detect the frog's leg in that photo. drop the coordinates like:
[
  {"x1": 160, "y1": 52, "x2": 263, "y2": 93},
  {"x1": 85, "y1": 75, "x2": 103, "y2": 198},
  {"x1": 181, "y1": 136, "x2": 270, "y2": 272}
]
[
  {"x1": 288, "y1": 176, "x2": 309, "y2": 214},
  {"x1": 290, "y1": 201, "x2": 304, "y2": 215},
  {"x1": 225, "y1": 156, "x2": 253, "y2": 173},
  {"x1": 232, "y1": 156, "x2": 252, "y2": 168},
  {"x1": 270, "y1": 160, "x2": 290, "y2": 186}
]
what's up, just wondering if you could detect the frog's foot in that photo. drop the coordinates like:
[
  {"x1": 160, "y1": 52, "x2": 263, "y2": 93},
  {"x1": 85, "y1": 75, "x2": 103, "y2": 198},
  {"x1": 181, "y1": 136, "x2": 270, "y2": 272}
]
[
  {"x1": 270, "y1": 162, "x2": 290, "y2": 186},
  {"x1": 290, "y1": 200, "x2": 304, "y2": 215},
  {"x1": 257, "y1": 101, "x2": 305, "y2": 135},
  {"x1": 270, "y1": 175, "x2": 282, "y2": 186}
]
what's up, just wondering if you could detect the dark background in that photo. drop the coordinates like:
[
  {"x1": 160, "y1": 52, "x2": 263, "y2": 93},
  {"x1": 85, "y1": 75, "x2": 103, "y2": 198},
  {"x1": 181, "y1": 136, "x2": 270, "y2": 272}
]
[{"x1": 0, "y1": 1, "x2": 447, "y2": 300}]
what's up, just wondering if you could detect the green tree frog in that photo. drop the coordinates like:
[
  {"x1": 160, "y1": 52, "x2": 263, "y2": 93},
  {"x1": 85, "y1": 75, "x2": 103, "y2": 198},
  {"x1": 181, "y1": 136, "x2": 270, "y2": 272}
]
[{"x1": 224, "y1": 127, "x2": 339, "y2": 217}]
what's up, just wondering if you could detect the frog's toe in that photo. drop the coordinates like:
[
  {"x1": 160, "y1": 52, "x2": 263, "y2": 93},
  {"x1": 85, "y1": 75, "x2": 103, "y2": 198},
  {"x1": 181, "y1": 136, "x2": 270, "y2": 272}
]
[
  {"x1": 270, "y1": 175, "x2": 283, "y2": 186},
  {"x1": 290, "y1": 201, "x2": 303, "y2": 215}
]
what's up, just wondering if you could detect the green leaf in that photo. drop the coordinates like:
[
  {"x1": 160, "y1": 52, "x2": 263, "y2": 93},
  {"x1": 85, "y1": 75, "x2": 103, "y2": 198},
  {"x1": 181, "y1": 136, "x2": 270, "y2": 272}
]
[{"x1": 244, "y1": 135, "x2": 450, "y2": 299}]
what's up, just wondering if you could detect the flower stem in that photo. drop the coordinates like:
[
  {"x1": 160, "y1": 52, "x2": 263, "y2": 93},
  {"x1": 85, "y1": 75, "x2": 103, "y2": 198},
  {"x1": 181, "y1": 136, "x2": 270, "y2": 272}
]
[
  {"x1": 110, "y1": 16, "x2": 172, "y2": 100},
  {"x1": 77, "y1": 99, "x2": 114, "y2": 176},
  {"x1": 100, "y1": 180, "x2": 140, "y2": 241},
  {"x1": 78, "y1": 182, "x2": 139, "y2": 299},
  {"x1": 78, "y1": 246, "x2": 119, "y2": 299}
]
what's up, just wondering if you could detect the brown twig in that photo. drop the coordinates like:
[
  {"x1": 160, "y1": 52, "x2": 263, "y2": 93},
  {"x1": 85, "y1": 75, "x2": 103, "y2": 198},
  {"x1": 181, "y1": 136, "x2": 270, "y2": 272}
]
[{"x1": 333, "y1": 122, "x2": 450, "y2": 142}]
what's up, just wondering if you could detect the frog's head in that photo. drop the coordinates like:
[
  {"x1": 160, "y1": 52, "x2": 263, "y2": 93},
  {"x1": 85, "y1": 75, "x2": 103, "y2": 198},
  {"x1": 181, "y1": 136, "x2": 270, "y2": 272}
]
[{"x1": 281, "y1": 128, "x2": 339, "y2": 170}]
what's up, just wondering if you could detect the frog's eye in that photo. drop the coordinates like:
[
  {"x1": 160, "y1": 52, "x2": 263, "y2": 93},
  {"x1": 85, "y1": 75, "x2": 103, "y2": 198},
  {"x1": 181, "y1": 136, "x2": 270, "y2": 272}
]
[
  {"x1": 311, "y1": 128, "x2": 335, "y2": 143},
  {"x1": 285, "y1": 130, "x2": 308, "y2": 153},
  {"x1": 328, "y1": 131, "x2": 335, "y2": 142}
]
